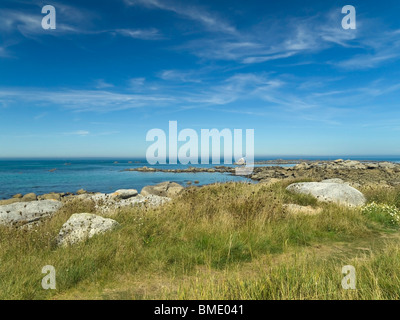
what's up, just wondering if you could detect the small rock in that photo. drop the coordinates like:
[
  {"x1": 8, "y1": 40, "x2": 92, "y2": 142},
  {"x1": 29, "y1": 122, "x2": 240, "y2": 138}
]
[
  {"x1": 110, "y1": 189, "x2": 138, "y2": 200},
  {"x1": 141, "y1": 181, "x2": 184, "y2": 197},
  {"x1": 38, "y1": 193, "x2": 62, "y2": 201},
  {"x1": 366, "y1": 163, "x2": 379, "y2": 169},
  {"x1": 379, "y1": 162, "x2": 396, "y2": 169},
  {"x1": 22, "y1": 193, "x2": 37, "y2": 202},
  {"x1": 294, "y1": 162, "x2": 311, "y2": 170},
  {"x1": 342, "y1": 160, "x2": 366, "y2": 169}
]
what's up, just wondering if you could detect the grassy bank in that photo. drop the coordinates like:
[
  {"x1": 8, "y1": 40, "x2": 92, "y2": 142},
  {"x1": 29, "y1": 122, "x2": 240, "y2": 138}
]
[{"x1": 0, "y1": 180, "x2": 399, "y2": 300}]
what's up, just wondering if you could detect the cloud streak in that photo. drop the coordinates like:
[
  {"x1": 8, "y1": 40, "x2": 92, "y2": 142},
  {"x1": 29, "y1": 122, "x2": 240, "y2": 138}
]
[
  {"x1": 0, "y1": 89, "x2": 175, "y2": 112},
  {"x1": 125, "y1": 0, "x2": 237, "y2": 34}
]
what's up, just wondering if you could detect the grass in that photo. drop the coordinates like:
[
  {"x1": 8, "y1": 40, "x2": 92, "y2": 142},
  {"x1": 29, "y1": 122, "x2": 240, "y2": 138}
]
[{"x1": 0, "y1": 180, "x2": 399, "y2": 300}]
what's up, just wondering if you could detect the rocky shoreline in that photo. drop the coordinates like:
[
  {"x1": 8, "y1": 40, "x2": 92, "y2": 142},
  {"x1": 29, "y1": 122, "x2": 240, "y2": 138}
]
[
  {"x1": 0, "y1": 182, "x2": 183, "y2": 246},
  {"x1": 122, "y1": 159, "x2": 400, "y2": 187},
  {"x1": 250, "y1": 159, "x2": 400, "y2": 187},
  {"x1": 122, "y1": 165, "x2": 236, "y2": 174}
]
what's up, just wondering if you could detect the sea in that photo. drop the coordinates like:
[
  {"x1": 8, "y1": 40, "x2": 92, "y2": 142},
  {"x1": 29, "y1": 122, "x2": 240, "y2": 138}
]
[{"x1": 0, "y1": 156, "x2": 399, "y2": 200}]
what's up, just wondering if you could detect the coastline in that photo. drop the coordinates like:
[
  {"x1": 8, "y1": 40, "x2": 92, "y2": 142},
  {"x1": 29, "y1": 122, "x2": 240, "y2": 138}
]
[
  {"x1": 2, "y1": 159, "x2": 400, "y2": 204},
  {"x1": 124, "y1": 159, "x2": 400, "y2": 186}
]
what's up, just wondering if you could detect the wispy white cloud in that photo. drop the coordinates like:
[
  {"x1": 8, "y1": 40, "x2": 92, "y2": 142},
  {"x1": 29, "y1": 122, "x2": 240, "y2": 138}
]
[
  {"x1": 125, "y1": 0, "x2": 237, "y2": 34},
  {"x1": 177, "y1": 11, "x2": 361, "y2": 65},
  {"x1": 334, "y1": 28, "x2": 400, "y2": 70},
  {"x1": 129, "y1": 78, "x2": 146, "y2": 87},
  {"x1": 0, "y1": 46, "x2": 10, "y2": 58},
  {"x1": 63, "y1": 130, "x2": 90, "y2": 136},
  {"x1": 33, "y1": 112, "x2": 47, "y2": 120},
  {"x1": 159, "y1": 70, "x2": 202, "y2": 83},
  {"x1": 242, "y1": 52, "x2": 296, "y2": 64},
  {"x1": 0, "y1": 4, "x2": 164, "y2": 58},
  {"x1": 0, "y1": 89, "x2": 175, "y2": 112},
  {"x1": 112, "y1": 28, "x2": 163, "y2": 40},
  {"x1": 336, "y1": 52, "x2": 400, "y2": 70},
  {"x1": 1, "y1": 69, "x2": 400, "y2": 129},
  {"x1": 95, "y1": 79, "x2": 114, "y2": 89},
  {"x1": 0, "y1": 5, "x2": 87, "y2": 37}
]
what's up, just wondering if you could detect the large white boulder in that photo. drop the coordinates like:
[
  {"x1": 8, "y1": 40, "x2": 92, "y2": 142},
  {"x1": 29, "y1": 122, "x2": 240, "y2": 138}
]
[
  {"x1": 286, "y1": 182, "x2": 366, "y2": 207},
  {"x1": 0, "y1": 200, "x2": 63, "y2": 226},
  {"x1": 57, "y1": 213, "x2": 119, "y2": 247}
]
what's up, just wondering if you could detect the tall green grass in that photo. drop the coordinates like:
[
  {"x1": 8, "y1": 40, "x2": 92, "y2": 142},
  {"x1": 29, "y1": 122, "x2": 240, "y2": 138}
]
[{"x1": 0, "y1": 181, "x2": 399, "y2": 299}]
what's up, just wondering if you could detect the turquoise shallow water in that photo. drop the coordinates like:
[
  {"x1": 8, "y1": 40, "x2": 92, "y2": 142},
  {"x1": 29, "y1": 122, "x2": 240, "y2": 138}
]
[{"x1": 1, "y1": 157, "x2": 399, "y2": 200}]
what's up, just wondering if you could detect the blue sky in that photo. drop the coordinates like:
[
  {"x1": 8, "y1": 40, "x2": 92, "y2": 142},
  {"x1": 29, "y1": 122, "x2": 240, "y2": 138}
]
[{"x1": 1, "y1": 0, "x2": 400, "y2": 158}]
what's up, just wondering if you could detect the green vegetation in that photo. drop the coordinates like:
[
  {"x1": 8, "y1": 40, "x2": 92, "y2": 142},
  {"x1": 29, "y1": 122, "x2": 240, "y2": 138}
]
[{"x1": 0, "y1": 181, "x2": 399, "y2": 300}]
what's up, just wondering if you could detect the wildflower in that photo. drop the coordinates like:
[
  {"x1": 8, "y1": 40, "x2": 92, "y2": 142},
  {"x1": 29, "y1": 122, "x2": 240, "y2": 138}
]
[{"x1": 362, "y1": 202, "x2": 400, "y2": 226}]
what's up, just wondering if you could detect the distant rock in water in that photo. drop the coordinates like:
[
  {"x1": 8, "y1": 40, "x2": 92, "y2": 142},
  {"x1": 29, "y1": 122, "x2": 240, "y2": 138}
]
[
  {"x1": 235, "y1": 157, "x2": 246, "y2": 165},
  {"x1": 286, "y1": 181, "x2": 366, "y2": 207}
]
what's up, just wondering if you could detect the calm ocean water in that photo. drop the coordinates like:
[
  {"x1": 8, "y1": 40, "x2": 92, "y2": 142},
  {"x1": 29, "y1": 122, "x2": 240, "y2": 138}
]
[
  {"x1": 0, "y1": 156, "x2": 399, "y2": 199},
  {"x1": 0, "y1": 159, "x2": 250, "y2": 199}
]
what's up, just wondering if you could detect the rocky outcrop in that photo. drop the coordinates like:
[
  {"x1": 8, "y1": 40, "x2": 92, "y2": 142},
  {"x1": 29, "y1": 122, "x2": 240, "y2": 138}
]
[
  {"x1": 251, "y1": 160, "x2": 400, "y2": 187},
  {"x1": 56, "y1": 213, "x2": 119, "y2": 247},
  {"x1": 141, "y1": 181, "x2": 184, "y2": 197},
  {"x1": 0, "y1": 200, "x2": 63, "y2": 227},
  {"x1": 286, "y1": 182, "x2": 366, "y2": 207},
  {"x1": 123, "y1": 166, "x2": 235, "y2": 174}
]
